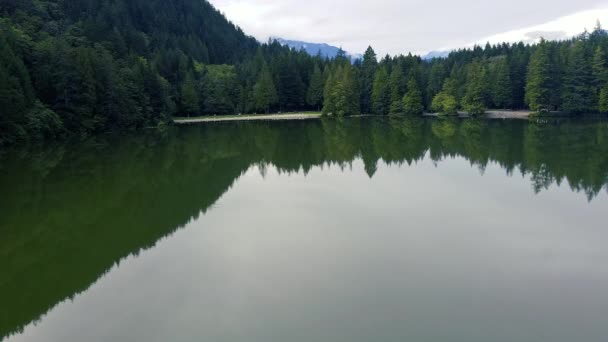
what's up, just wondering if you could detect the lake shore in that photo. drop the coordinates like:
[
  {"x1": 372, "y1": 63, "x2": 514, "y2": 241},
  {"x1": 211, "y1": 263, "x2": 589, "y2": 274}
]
[
  {"x1": 424, "y1": 110, "x2": 533, "y2": 119},
  {"x1": 174, "y1": 113, "x2": 322, "y2": 124},
  {"x1": 176, "y1": 110, "x2": 536, "y2": 124}
]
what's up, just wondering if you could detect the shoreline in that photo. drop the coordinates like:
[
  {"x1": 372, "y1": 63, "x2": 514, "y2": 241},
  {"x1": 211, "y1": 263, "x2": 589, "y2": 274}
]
[
  {"x1": 423, "y1": 110, "x2": 533, "y2": 119},
  {"x1": 174, "y1": 113, "x2": 322, "y2": 124},
  {"x1": 173, "y1": 110, "x2": 584, "y2": 124}
]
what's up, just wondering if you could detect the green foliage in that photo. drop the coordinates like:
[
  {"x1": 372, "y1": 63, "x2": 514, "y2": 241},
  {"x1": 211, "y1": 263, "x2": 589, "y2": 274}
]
[
  {"x1": 592, "y1": 46, "x2": 608, "y2": 88},
  {"x1": 490, "y1": 57, "x2": 513, "y2": 108},
  {"x1": 389, "y1": 64, "x2": 405, "y2": 114},
  {"x1": 432, "y1": 92, "x2": 458, "y2": 115},
  {"x1": 201, "y1": 65, "x2": 238, "y2": 115},
  {"x1": 562, "y1": 41, "x2": 595, "y2": 114},
  {"x1": 322, "y1": 64, "x2": 360, "y2": 116},
  {"x1": 306, "y1": 64, "x2": 324, "y2": 110},
  {"x1": 252, "y1": 64, "x2": 278, "y2": 113},
  {"x1": 360, "y1": 46, "x2": 378, "y2": 114},
  {"x1": 463, "y1": 60, "x2": 487, "y2": 115},
  {"x1": 371, "y1": 66, "x2": 390, "y2": 115},
  {"x1": 525, "y1": 40, "x2": 554, "y2": 112},
  {"x1": 599, "y1": 86, "x2": 608, "y2": 113},
  {"x1": 1, "y1": 1, "x2": 608, "y2": 146},
  {"x1": 24, "y1": 101, "x2": 64, "y2": 140},
  {"x1": 180, "y1": 71, "x2": 199, "y2": 116},
  {"x1": 402, "y1": 78, "x2": 424, "y2": 115}
]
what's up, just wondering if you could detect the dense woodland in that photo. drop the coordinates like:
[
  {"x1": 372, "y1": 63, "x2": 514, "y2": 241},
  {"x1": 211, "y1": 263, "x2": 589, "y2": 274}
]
[{"x1": 1, "y1": 0, "x2": 608, "y2": 146}]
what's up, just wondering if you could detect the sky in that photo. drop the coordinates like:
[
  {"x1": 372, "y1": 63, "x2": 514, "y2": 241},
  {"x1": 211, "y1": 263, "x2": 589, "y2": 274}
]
[{"x1": 208, "y1": 0, "x2": 608, "y2": 56}]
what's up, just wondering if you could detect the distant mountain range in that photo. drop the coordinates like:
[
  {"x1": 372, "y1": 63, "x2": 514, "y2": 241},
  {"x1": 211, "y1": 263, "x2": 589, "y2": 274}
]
[
  {"x1": 276, "y1": 37, "x2": 450, "y2": 61},
  {"x1": 274, "y1": 38, "x2": 363, "y2": 61},
  {"x1": 421, "y1": 50, "x2": 450, "y2": 60}
]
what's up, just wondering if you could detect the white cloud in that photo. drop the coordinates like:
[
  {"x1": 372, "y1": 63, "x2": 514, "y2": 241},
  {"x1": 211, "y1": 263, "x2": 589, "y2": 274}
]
[
  {"x1": 468, "y1": 8, "x2": 608, "y2": 49},
  {"x1": 210, "y1": 0, "x2": 608, "y2": 56}
]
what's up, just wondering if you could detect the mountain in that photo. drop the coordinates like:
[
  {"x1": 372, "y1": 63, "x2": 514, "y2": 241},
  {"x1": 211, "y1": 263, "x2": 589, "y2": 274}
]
[
  {"x1": 0, "y1": 0, "x2": 260, "y2": 145},
  {"x1": 275, "y1": 38, "x2": 363, "y2": 61},
  {"x1": 422, "y1": 50, "x2": 450, "y2": 60}
]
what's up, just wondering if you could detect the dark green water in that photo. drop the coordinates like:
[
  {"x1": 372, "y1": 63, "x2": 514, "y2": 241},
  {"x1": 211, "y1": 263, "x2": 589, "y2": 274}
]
[{"x1": 1, "y1": 117, "x2": 608, "y2": 342}]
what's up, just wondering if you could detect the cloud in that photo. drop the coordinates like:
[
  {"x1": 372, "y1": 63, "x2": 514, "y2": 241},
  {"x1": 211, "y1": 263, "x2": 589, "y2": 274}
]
[
  {"x1": 524, "y1": 31, "x2": 570, "y2": 42},
  {"x1": 210, "y1": 0, "x2": 608, "y2": 55},
  {"x1": 469, "y1": 7, "x2": 608, "y2": 49}
]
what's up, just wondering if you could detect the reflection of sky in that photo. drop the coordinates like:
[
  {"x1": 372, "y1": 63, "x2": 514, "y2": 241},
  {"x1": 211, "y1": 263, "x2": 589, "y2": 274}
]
[
  {"x1": 209, "y1": 0, "x2": 608, "y2": 55},
  {"x1": 9, "y1": 156, "x2": 608, "y2": 342}
]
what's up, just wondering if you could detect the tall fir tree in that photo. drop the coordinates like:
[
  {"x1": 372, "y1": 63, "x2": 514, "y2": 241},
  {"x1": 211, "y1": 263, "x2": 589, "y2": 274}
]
[
  {"x1": 388, "y1": 64, "x2": 405, "y2": 114},
  {"x1": 599, "y1": 86, "x2": 608, "y2": 113},
  {"x1": 306, "y1": 64, "x2": 324, "y2": 110},
  {"x1": 360, "y1": 46, "x2": 378, "y2": 114},
  {"x1": 402, "y1": 78, "x2": 424, "y2": 115},
  {"x1": 322, "y1": 69, "x2": 336, "y2": 116},
  {"x1": 252, "y1": 63, "x2": 278, "y2": 113},
  {"x1": 492, "y1": 57, "x2": 513, "y2": 108},
  {"x1": 562, "y1": 41, "x2": 595, "y2": 114},
  {"x1": 331, "y1": 65, "x2": 360, "y2": 116},
  {"x1": 526, "y1": 39, "x2": 554, "y2": 112},
  {"x1": 592, "y1": 46, "x2": 608, "y2": 89},
  {"x1": 180, "y1": 71, "x2": 199, "y2": 116},
  {"x1": 463, "y1": 60, "x2": 487, "y2": 115},
  {"x1": 371, "y1": 66, "x2": 390, "y2": 115}
]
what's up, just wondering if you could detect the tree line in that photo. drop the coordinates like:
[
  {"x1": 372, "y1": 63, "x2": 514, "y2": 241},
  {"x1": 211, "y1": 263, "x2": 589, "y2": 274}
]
[{"x1": 2, "y1": 0, "x2": 608, "y2": 146}]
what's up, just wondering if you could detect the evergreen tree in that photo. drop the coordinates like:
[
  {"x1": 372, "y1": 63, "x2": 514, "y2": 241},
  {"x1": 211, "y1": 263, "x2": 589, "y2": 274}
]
[
  {"x1": 492, "y1": 57, "x2": 513, "y2": 108},
  {"x1": 360, "y1": 46, "x2": 378, "y2": 114},
  {"x1": 389, "y1": 64, "x2": 405, "y2": 114},
  {"x1": 253, "y1": 63, "x2": 278, "y2": 113},
  {"x1": 306, "y1": 64, "x2": 324, "y2": 110},
  {"x1": 371, "y1": 66, "x2": 390, "y2": 115},
  {"x1": 525, "y1": 39, "x2": 553, "y2": 112},
  {"x1": 592, "y1": 46, "x2": 608, "y2": 89},
  {"x1": 322, "y1": 69, "x2": 335, "y2": 116},
  {"x1": 426, "y1": 62, "x2": 447, "y2": 107},
  {"x1": 331, "y1": 65, "x2": 360, "y2": 116},
  {"x1": 463, "y1": 60, "x2": 487, "y2": 115},
  {"x1": 180, "y1": 71, "x2": 199, "y2": 116},
  {"x1": 562, "y1": 41, "x2": 595, "y2": 114},
  {"x1": 599, "y1": 86, "x2": 608, "y2": 113},
  {"x1": 276, "y1": 56, "x2": 305, "y2": 111},
  {"x1": 402, "y1": 78, "x2": 424, "y2": 115}
]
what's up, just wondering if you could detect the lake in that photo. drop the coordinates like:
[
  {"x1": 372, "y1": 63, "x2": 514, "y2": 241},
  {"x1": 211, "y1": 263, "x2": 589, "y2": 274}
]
[{"x1": 1, "y1": 116, "x2": 608, "y2": 342}]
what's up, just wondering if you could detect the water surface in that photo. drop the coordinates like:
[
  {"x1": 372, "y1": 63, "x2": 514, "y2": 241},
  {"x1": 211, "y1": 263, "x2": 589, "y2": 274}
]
[{"x1": 1, "y1": 117, "x2": 608, "y2": 341}]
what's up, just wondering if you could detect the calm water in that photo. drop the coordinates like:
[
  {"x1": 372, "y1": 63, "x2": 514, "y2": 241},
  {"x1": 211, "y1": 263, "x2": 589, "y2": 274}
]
[{"x1": 1, "y1": 117, "x2": 608, "y2": 342}]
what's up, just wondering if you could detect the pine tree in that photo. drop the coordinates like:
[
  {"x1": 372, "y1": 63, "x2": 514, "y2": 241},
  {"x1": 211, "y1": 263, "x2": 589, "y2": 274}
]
[
  {"x1": 322, "y1": 65, "x2": 360, "y2": 117},
  {"x1": 525, "y1": 39, "x2": 553, "y2": 112},
  {"x1": 322, "y1": 69, "x2": 335, "y2": 116},
  {"x1": 360, "y1": 46, "x2": 377, "y2": 114},
  {"x1": 332, "y1": 65, "x2": 360, "y2": 116},
  {"x1": 562, "y1": 41, "x2": 595, "y2": 114},
  {"x1": 389, "y1": 64, "x2": 405, "y2": 114},
  {"x1": 371, "y1": 66, "x2": 390, "y2": 115},
  {"x1": 180, "y1": 71, "x2": 199, "y2": 116},
  {"x1": 463, "y1": 60, "x2": 487, "y2": 115},
  {"x1": 253, "y1": 63, "x2": 278, "y2": 113},
  {"x1": 592, "y1": 46, "x2": 608, "y2": 89},
  {"x1": 426, "y1": 62, "x2": 446, "y2": 107},
  {"x1": 492, "y1": 57, "x2": 513, "y2": 108},
  {"x1": 306, "y1": 64, "x2": 324, "y2": 110},
  {"x1": 276, "y1": 56, "x2": 305, "y2": 111},
  {"x1": 402, "y1": 78, "x2": 424, "y2": 115},
  {"x1": 599, "y1": 86, "x2": 608, "y2": 113}
]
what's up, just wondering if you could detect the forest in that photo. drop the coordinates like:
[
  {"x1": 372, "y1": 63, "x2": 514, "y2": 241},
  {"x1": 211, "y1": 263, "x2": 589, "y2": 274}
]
[{"x1": 1, "y1": 0, "x2": 608, "y2": 146}]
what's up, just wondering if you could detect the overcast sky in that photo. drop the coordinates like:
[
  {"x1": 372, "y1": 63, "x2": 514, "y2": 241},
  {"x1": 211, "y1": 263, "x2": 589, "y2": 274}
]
[{"x1": 208, "y1": 0, "x2": 608, "y2": 56}]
